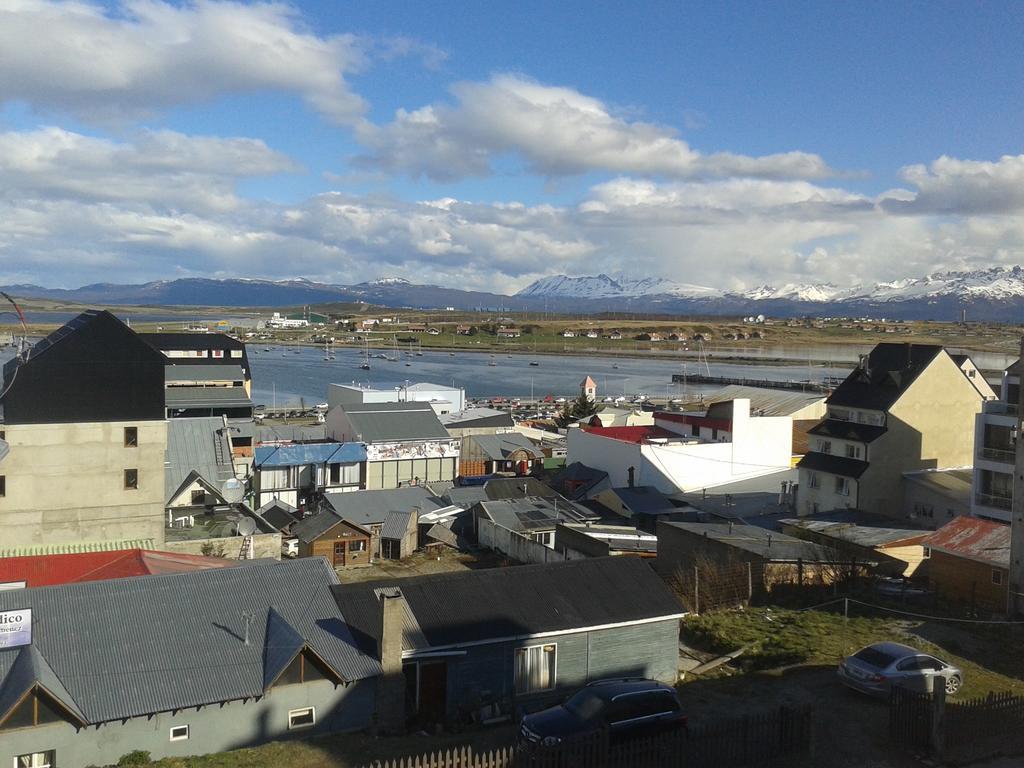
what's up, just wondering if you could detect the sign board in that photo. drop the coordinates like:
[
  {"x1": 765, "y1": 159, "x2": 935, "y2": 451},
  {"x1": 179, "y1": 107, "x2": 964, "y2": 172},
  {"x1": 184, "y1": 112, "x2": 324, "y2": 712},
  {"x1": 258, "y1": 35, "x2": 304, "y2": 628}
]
[{"x1": 0, "y1": 608, "x2": 31, "y2": 648}]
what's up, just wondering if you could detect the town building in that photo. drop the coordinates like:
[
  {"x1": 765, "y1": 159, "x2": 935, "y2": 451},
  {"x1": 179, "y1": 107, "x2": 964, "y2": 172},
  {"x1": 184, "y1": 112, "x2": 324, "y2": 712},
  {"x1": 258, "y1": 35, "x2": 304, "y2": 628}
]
[
  {"x1": 331, "y1": 557, "x2": 684, "y2": 726},
  {"x1": 779, "y1": 517, "x2": 929, "y2": 577},
  {"x1": 568, "y1": 398, "x2": 793, "y2": 495},
  {"x1": 458, "y1": 433, "x2": 544, "y2": 477},
  {"x1": 317, "y1": 486, "x2": 445, "y2": 559},
  {"x1": 252, "y1": 442, "x2": 365, "y2": 509},
  {"x1": 971, "y1": 359, "x2": 1021, "y2": 522},
  {"x1": 264, "y1": 311, "x2": 309, "y2": 328},
  {"x1": 0, "y1": 559, "x2": 381, "y2": 768},
  {"x1": 0, "y1": 311, "x2": 168, "y2": 552},
  {"x1": 326, "y1": 402, "x2": 459, "y2": 490},
  {"x1": 922, "y1": 516, "x2": 1010, "y2": 615},
  {"x1": 473, "y1": 495, "x2": 596, "y2": 549},
  {"x1": 797, "y1": 344, "x2": 986, "y2": 519},
  {"x1": 143, "y1": 332, "x2": 253, "y2": 419},
  {"x1": 902, "y1": 467, "x2": 973, "y2": 528},
  {"x1": 328, "y1": 381, "x2": 465, "y2": 416},
  {"x1": 291, "y1": 511, "x2": 373, "y2": 568}
]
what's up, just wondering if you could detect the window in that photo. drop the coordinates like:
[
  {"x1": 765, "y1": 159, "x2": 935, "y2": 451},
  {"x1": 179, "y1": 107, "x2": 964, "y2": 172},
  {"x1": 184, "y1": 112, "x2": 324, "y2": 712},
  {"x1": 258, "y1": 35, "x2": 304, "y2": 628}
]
[
  {"x1": 514, "y1": 644, "x2": 556, "y2": 694},
  {"x1": 807, "y1": 472, "x2": 819, "y2": 489},
  {"x1": 0, "y1": 475, "x2": 5, "y2": 498},
  {"x1": 845, "y1": 444, "x2": 861, "y2": 459},
  {"x1": 15, "y1": 753, "x2": 55, "y2": 768},
  {"x1": 124, "y1": 469, "x2": 138, "y2": 490},
  {"x1": 212, "y1": 349, "x2": 224, "y2": 358},
  {"x1": 993, "y1": 569, "x2": 1004, "y2": 586},
  {"x1": 230, "y1": 349, "x2": 243, "y2": 358},
  {"x1": 288, "y1": 707, "x2": 315, "y2": 730},
  {"x1": 835, "y1": 477, "x2": 850, "y2": 497},
  {"x1": 349, "y1": 540, "x2": 366, "y2": 552},
  {"x1": 169, "y1": 725, "x2": 189, "y2": 741},
  {"x1": 275, "y1": 652, "x2": 330, "y2": 687},
  {"x1": 124, "y1": 427, "x2": 138, "y2": 447},
  {"x1": 329, "y1": 463, "x2": 341, "y2": 484},
  {"x1": 819, "y1": 440, "x2": 832, "y2": 455},
  {"x1": 969, "y1": 369, "x2": 977, "y2": 378},
  {"x1": 191, "y1": 489, "x2": 206, "y2": 505}
]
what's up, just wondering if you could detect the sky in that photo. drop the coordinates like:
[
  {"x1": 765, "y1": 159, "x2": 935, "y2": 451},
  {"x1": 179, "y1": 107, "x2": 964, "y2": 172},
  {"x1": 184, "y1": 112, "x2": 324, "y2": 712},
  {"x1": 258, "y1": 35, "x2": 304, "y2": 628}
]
[{"x1": 1, "y1": 1, "x2": 1024, "y2": 293}]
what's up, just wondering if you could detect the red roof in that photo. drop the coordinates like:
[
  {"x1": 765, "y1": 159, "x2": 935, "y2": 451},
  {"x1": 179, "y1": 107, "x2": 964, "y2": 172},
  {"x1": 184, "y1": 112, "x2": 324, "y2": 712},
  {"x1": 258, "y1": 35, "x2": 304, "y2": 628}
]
[
  {"x1": 922, "y1": 516, "x2": 1010, "y2": 568},
  {"x1": 582, "y1": 425, "x2": 678, "y2": 444},
  {"x1": 0, "y1": 549, "x2": 239, "y2": 588}
]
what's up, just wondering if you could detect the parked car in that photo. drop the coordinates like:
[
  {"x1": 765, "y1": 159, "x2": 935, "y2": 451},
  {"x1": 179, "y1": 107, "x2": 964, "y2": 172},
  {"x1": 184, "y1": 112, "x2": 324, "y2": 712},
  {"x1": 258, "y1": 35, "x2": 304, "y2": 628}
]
[
  {"x1": 518, "y1": 679, "x2": 686, "y2": 750},
  {"x1": 837, "y1": 642, "x2": 962, "y2": 697},
  {"x1": 281, "y1": 538, "x2": 299, "y2": 558}
]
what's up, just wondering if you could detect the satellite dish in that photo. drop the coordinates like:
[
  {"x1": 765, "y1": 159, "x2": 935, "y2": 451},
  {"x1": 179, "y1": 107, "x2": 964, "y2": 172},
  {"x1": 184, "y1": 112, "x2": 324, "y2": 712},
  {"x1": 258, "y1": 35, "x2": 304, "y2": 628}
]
[
  {"x1": 222, "y1": 478, "x2": 244, "y2": 504},
  {"x1": 236, "y1": 517, "x2": 258, "y2": 537}
]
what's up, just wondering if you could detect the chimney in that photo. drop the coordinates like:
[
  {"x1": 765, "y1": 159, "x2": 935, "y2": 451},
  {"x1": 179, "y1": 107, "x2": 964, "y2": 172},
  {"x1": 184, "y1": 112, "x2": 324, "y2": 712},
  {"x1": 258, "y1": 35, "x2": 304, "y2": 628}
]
[
  {"x1": 767, "y1": 534, "x2": 773, "y2": 548},
  {"x1": 627, "y1": 466, "x2": 636, "y2": 488},
  {"x1": 376, "y1": 591, "x2": 407, "y2": 735}
]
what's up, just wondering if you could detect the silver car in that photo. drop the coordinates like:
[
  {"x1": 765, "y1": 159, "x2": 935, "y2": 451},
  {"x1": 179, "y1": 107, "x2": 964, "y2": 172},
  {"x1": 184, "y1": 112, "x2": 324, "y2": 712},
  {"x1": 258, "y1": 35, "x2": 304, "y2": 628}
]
[{"x1": 838, "y1": 641, "x2": 963, "y2": 697}]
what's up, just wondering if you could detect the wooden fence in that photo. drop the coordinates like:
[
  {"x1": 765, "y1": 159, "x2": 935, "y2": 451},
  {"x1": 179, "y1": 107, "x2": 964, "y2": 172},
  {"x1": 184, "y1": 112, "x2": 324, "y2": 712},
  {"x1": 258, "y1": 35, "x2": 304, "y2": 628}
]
[
  {"x1": 359, "y1": 705, "x2": 812, "y2": 768},
  {"x1": 890, "y1": 685, "x2": 1024, "y2": 762}
]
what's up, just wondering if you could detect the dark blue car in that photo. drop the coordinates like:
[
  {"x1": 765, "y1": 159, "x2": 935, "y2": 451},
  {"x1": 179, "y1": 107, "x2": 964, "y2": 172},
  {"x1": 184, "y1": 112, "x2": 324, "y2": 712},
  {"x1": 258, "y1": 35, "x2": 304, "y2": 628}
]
[{"x1": 517, "y1": 679, "x2": 686, "y2": 750}]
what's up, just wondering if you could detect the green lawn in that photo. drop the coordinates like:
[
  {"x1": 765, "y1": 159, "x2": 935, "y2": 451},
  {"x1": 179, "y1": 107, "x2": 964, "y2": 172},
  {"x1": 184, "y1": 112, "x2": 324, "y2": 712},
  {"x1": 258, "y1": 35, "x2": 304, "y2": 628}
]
[{"x1": 682, "y1": 606, "x2": 1024, "y2": 698}]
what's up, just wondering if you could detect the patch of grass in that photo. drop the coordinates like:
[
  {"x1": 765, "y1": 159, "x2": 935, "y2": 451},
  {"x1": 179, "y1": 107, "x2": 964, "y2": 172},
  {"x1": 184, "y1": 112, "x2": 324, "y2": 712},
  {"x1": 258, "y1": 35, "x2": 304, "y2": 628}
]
[{"x1": 682, "y1": 607, "x2": 1024, "y2": 698}]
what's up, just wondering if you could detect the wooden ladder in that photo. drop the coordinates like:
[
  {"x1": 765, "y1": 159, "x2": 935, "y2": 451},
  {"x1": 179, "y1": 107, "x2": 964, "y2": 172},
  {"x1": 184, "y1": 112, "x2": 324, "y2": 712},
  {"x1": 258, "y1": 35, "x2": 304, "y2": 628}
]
[{"x1": 238, "y1": 535, "x2": 252, "y2": 560}]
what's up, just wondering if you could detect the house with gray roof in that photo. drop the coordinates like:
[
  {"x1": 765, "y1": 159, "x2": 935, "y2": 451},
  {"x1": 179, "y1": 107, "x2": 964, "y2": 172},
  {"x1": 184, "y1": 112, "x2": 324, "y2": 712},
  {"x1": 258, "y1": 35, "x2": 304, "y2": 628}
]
[
  {"x1": 459, "y1": 432, "x2": 543, "y2": 477},
  {"x1": 326, "y1": 402, "x2": 459, "y2": 490},
  {"x1": 473, "y1": 495, "x2": 598, "y2": 549},
  {"x1": 0, "y1": 559, "x2": 380, "y2": 768},
  {"x1": 165, "y1": 417, "x2": 237, "y2": 515},
  {"x1": 319, "y1": 487, "x2": 444, "y2": 559},
  {"x1": 252, "y1": 441, "x2": 365, "y2": 510},
  {"x1": 331, "y1": 556, "x2": 684, "y2": 726}
]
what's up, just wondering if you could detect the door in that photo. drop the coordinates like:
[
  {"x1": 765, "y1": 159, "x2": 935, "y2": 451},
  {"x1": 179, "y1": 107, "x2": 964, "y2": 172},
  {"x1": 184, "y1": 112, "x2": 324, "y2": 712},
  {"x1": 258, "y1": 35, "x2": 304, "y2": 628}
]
[
  {"x1": 417, "y1": 661, "x2": 448, "y2": 725},
  {"x1": 333, "y1": 541, "x2": 345, "y2": 567}
]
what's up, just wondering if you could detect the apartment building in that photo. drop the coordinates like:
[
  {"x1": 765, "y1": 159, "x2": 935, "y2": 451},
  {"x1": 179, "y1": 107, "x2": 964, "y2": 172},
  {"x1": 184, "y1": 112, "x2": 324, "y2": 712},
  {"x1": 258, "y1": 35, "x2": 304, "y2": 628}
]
[
  {"x1": 971, "y1": 359, "x2": 1020, "y2": 522},
  {"x1": 798, "y1": 344, "x2": 986, "y2": 520},
  {"x1": 0, "y1": 311, "x2": 168, "y2": 551}
]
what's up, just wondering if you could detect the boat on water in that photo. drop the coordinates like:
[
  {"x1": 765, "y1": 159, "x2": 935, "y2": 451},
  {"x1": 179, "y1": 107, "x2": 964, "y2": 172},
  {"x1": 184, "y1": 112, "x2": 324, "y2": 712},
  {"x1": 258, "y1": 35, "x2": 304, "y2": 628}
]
[
  {"x1": 529, "y1": 361, "x2": 540, "y2": 367},
  {"x1": 488, "y1": 355, "x2": 497, "y2": 367}
]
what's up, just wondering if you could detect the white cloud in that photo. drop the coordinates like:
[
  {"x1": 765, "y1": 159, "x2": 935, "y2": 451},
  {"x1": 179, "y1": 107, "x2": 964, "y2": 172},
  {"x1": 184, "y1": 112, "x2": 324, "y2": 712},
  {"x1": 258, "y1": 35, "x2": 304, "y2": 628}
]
[
  {"x1": 356, "y1": 74, "x2": 836, "y2": 181},
  {"x1": 0, "y1": 127, "x2": 296, "y2": 211},
  {"x1": 0, "y1": 0, "x2": 370, "y2": 124},
  {"x1": 882, "y1": 155, "x2": 1024, "y2": 215}
]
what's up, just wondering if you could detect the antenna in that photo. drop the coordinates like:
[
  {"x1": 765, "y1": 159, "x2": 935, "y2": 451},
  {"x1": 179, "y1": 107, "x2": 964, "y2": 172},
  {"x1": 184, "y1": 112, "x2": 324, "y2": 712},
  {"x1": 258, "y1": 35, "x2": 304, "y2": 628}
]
[{"x1": 241, "y1": 611, "x2": 255, "y2": 646}]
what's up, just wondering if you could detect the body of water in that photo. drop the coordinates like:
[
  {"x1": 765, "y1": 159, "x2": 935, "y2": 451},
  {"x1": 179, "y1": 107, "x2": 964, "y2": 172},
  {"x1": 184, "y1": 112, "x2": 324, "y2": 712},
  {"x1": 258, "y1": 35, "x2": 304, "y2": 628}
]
[{"x1": 248, "y1": 345, "x2": 856, "y2": 406}]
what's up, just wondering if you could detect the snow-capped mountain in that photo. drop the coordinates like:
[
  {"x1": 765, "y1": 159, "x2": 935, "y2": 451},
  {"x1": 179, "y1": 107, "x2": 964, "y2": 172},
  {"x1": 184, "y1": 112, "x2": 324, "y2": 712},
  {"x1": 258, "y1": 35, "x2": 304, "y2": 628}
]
[
  {"x1": 516, "y1": 273, "x2": 717, "y2": 299},
  {"x1": 737, "y1": 283, "x2": 857, "y2": 303}
]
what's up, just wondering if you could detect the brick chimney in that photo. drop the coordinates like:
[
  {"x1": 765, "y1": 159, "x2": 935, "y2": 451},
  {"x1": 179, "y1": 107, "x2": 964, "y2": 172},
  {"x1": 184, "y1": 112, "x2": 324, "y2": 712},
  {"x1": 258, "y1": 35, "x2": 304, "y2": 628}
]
[{"x1": 376, "y1": 590, "x2": 407, "y2": 734}]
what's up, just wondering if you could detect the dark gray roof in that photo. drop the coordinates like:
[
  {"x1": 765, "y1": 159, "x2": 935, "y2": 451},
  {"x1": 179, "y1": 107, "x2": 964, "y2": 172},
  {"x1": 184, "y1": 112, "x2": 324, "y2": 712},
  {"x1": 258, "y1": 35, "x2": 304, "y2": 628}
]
[
  {"x1": 323, "y1": 486, "x2": 444, "y2": 528},
  {"x1": 165, "y1": 417, "x2": 235, "y2": 502},
  {"x1": 424, "y1": 523, "x2": 458, "y2": 547},
  {"x1": 254, "y1": 424, "x2": 329, "y2": 443},
  {"x1": 292, "y1": 510, "x2": 349, "y2": 543},
  {"x1": 166, "y1": 386, "x2": 254, "y2": 409},
  {"x1": 797, "y1": 452, "x2": 870, "y2": 479},
  {"x1": 0, "y1": 559, "x2": 380, "y2": 725},
  {"x1": 550, "y1": 462, "x2": 610, "y2": 500},
  {"x1": 339, "y1": 401, "x2": 449, "y2": 442},
  {"x1": 608, "y1": 486, "x2": 676, "y2": 514},
  {"x1": 256, "y1": 499, "x2": 298, "y2": 531},
  {"x1": 465, "y1": 433, "x2": 543, "y2": 461},
  {"x1": 381, "y1": 510, "x2": 413, "y2": 540},
  {"x1": 778, "y1": 518, "x2": 927, "y2": 548},
  {"x1": 332, "y1": 556, "x2": 683, "y2": 654},
  {"x1": 660, "y1": 521, "x2": 838, "y2": 562},
  {"x1": 827, "y1": 344, "x2": 945, "y2": 412},
  {"x1": 808, "y1": 419, "x2": 887, "y2": 444},
  {"x1": 477, "y1": 496, "x2": 596, "y2": 532},
  {"x1": 484, "y1": 476, "x2": 558, "y2": 499},
  {"x1": 439, "y1": 408, "x2": 515, "y2": 430},
  {"x1": 444, "y1": 486, "x2": 490, "y2": 507},
  {"x1": 165, "y1": 365, "x2": 245, "y2": 383}
]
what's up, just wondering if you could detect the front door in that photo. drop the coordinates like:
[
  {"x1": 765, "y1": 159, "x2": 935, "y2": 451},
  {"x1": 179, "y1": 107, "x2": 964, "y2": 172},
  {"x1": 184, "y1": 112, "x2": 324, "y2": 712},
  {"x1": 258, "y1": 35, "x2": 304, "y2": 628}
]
[
  {"x1": 333, "y1": 541, "x2": 345, "y2": 567},
  {"x1": 417, "y1": 661, "x2": 448, "y2": 725}
]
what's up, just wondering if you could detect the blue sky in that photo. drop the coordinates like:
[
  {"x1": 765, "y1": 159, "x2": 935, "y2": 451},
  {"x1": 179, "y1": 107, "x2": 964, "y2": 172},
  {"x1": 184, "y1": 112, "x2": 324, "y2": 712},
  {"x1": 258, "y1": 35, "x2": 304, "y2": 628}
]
[{"x1": 0, "y1": 0, "x2": 1023, "y2": 292}]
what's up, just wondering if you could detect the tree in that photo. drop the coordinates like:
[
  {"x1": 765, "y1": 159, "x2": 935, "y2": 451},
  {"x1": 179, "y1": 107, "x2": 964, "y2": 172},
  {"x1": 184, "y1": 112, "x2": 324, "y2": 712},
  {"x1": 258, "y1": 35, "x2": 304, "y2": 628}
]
[{"x1": 554, "y1": 393, "x2": 601, "y2": 428}]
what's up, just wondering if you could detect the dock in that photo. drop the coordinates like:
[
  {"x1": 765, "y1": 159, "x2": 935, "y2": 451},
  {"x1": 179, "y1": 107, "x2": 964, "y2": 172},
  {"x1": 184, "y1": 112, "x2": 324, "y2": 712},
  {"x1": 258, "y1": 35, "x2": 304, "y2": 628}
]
[{"x1": 670, "y1": 373, "x2": 838, "y2": 393}]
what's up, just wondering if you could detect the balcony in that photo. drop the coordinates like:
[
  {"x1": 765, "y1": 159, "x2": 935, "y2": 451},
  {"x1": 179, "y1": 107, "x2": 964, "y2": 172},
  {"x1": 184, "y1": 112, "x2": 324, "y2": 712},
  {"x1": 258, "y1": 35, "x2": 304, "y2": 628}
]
[
  {"x1": 983, "y1": 401, "x2": 1019, "y2": 416},
  {"x1": 975, "y1": 492, "x2": 1012, "y2": 511},
  {"x1": 980, "y1": 446, "x2": 1015, "y2": 463}
]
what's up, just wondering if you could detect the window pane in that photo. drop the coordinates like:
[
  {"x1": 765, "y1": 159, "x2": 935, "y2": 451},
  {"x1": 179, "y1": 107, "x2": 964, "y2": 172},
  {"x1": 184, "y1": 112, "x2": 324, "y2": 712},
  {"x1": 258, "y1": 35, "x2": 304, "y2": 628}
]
[{"x1": 0, "y1": 695, "x2": 34, "y2": 730}]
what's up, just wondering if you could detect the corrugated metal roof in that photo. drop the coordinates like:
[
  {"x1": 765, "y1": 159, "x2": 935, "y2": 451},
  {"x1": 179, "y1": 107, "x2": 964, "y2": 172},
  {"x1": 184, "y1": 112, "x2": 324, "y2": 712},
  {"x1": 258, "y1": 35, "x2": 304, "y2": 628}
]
[
  {"x1": 662, "y1": 521, "x2": 838, "y2": 562},
  {"x1": 779, "y1": 519, "x2": 927, "y2": 548},
  {"x1": 380, "y1": 510, "x2": 412, "y2": 540},
  {"x1": 323, "y1": 487, "x2": 444, "y2": 527},
  {"x1": 706, "y1": 385, "x2": 826, "y2": 417},
  {"x1": 796, "y1": 451, "x2": 870, "y2": 479},
  {"x1": 165, "y1": 417, "x2": 235, "y2": 502},
  {"x1": 165, "y1": 365, "x2": 245, "y2": 382},
  {"x1": 332, "y1": 557, "x2": 683, "y2": 654},
  {"x1": 340, "y1": 402, "x2": 450, "y2": 442},
  {"x1": 922, "y1": 516, "x2": 1011, "y2": 568},
  {"x1": 292, "y1": 510, "x2": 349, "y2": 543},
  {"x1": 0, "y1": 549, "x2": 238, "y2": 588},
  {"x1": 465, "y1": 433, "x2": 543, "y2": 461},
  {"x1": 256, "y1": 499, "x2": 298, "y2": 531},
  {"x1": 0, "y1": 559, "x2": 380, "y2": 725},
  {"x1": 0, "y1": 539, "x2": 157, "y2": 559},
  {"x1": 166, "y1": 386, "x2": 254, "y2": 408},
  {"x1": 478, "y1": 496, "x2": 595, "y2": 532},
  {"x1": 255, "y1": 442, "x2": 366, "y2": 467},
  {"x1": 0, "y1": 644, "x2": 87, "y2": 725}
]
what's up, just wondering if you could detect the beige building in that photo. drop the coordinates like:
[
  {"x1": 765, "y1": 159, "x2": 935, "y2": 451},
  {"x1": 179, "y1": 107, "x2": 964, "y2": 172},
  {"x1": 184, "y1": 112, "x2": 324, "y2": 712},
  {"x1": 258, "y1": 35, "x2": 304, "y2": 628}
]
[
  {"x1": 798, "y1": 344, "x2": 986, "y2": 520},
  {"x1": 0, "y1": 311, "x2": 169, "y2": 552}
]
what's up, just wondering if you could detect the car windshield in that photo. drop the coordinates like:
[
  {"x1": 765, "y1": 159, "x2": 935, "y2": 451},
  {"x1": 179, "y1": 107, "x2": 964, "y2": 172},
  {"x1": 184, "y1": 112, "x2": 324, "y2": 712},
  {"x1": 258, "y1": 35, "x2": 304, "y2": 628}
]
[
  {"x1": 564, "y1": 690, "x2": 606, "y2": 720},
  {"x1": 853, "y1": 646, "x2": 898, "y2": 669}
]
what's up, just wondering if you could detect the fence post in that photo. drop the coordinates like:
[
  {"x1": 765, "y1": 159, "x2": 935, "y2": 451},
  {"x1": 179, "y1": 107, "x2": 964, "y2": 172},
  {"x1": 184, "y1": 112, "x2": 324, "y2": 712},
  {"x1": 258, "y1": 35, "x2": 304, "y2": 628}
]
[
  {"x1": 694, "y1": 564, "x2": 700, "y2": 614},
  {"x1": 930, "y1": 683, "x2": 946, "y2": 759},
  {"x1": 747, "y1": 560, "x2": 753, "y2": 602}
]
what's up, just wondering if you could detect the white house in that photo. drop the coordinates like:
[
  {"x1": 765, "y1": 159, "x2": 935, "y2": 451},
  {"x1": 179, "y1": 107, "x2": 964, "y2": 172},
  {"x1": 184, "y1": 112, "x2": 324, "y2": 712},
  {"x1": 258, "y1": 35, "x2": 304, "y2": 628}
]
[
  {"x1": 566, "y1": 398, "x2": 792, "y2": 496},
  {"x1": 327, "y1": 381, "x2": 465, "y2": 415}
]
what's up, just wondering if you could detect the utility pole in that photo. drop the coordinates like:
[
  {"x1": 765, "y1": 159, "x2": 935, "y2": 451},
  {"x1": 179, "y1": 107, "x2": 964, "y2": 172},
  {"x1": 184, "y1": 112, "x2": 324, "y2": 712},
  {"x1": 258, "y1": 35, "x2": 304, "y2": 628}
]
[{"x1": 1011, "y1": 336, "x2": 1024, "y2": 616}]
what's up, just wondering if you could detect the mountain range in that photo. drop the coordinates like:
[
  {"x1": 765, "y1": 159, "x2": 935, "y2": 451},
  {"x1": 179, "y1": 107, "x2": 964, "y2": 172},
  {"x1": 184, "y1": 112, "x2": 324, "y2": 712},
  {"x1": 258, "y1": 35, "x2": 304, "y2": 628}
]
[{"x1": 6, "y1": 267, "x2": 1024, "y2": 320}]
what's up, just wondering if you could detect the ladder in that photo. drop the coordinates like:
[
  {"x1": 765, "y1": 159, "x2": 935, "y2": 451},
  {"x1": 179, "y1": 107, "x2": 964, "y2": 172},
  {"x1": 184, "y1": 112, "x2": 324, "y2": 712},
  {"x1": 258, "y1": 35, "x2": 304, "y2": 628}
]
[{"x1": 238, "y1": 535, "x2": 252, "y2": 560}]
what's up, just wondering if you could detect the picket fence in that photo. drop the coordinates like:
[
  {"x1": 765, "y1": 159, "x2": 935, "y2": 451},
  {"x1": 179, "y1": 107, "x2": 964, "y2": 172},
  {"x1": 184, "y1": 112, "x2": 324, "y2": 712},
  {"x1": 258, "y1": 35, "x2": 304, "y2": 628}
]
[{"x1": 359, "y1": 705, "x2": 812, "y2": 768}]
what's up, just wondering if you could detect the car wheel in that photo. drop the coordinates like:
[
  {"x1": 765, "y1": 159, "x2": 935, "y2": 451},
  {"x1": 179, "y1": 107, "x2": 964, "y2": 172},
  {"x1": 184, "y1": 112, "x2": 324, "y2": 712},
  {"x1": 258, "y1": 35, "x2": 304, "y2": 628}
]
[{"x1": 945, "y1": 675, "x2": 962, "y2": 695}]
